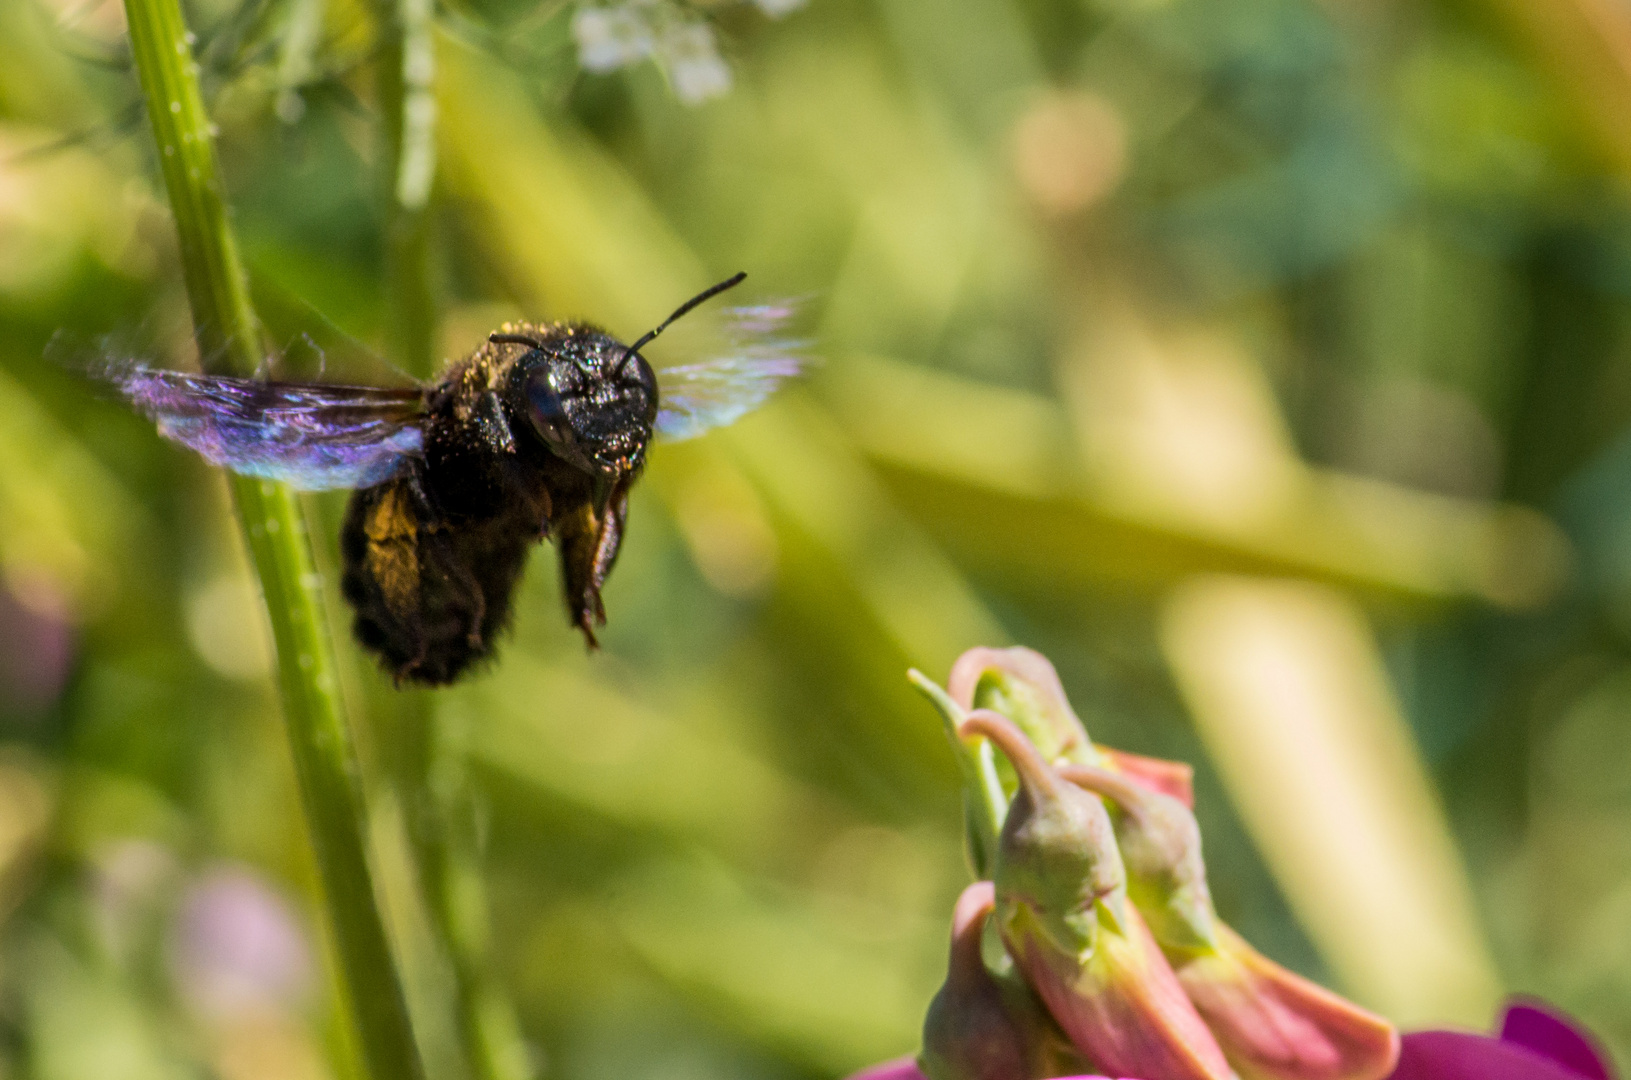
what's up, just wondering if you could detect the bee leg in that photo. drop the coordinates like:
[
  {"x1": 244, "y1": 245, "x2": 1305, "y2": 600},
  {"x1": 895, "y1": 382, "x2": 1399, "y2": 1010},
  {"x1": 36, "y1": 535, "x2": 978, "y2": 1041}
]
[
  {"x1": 536, "y1": 487, "x2": 553, "y2": 540},
  {"x1": 587, "y1": 483, "x2": 631, "y2": 627},
  {"x1": 551, "y1": 500, "x2": 605, "y2": 645},
  {"x1": 393, "y1": 641, "x2": 429, "y2": 686},
  {"x1": 453, "y1": 557, "x2": 488, "y2": 649}
]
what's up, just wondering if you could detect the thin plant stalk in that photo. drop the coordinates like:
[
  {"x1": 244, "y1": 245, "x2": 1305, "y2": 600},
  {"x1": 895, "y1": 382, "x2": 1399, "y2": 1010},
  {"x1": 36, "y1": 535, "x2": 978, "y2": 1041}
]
[
  {"x1": 373, "y1": 6, "x2": 533, "y2": 1075},
  {"x1": 376, "y1": 0, "x2": 440, "y2": 375},
  {"x1": 398, "y1": 707, "x2": 536, "y2": 1080},
  {"x1": 121, "y1": 2, "x2": 425, "y2": 1077}
]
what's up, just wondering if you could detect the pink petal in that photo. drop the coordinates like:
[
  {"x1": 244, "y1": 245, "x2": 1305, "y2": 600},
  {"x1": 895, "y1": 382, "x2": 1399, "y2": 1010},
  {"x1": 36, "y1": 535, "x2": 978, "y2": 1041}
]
[
  {"x1": 1095, "y1": 748, "x2": 1194, "y2": 810},
  {"x1": 1393, "y1": 1032, "x2": 1602, "y2": 1080},
  {"x1": 840, "y1": 1067, "x2": 1126, "y2": 1080},
  {"x1": 1009, "y1": 903, "x2": 1232, "y2": 1080},
  {"x1": 1500, "y1": 1002, "x2": 1615, "y2": 1080},
  {"x1": 1175, "y1": 923, "x2": 1398, "y2": 1080},
  {"x1": 845, "y1": 1058, "x2": 930, "y2": 1080}
]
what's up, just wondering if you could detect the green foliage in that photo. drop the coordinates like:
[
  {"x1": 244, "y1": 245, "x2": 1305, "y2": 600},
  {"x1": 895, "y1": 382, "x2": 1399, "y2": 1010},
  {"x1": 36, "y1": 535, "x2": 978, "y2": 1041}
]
[{"x1": 6, "y1": 0, "x2": 1631, "y2": 1074}]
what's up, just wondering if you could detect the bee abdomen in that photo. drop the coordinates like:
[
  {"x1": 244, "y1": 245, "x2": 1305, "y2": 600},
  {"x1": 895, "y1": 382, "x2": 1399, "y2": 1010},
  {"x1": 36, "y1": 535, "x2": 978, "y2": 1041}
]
[{"x1": 340, "y1": 480, "x2": 534, "y2": 686}]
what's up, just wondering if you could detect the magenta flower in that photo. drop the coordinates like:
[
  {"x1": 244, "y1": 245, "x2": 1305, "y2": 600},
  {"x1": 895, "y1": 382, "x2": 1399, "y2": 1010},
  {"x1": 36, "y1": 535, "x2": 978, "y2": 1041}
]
[
  {"x1": 847, "y1": 1000, "x2": 1617, "y2": 1080},
  {"x1": 846, "y1": 1061, "x2": 1126, "y2": 1080},
  {"x1": 1391, "y1": 1001, "x2": 1616, "y2": 1080}
]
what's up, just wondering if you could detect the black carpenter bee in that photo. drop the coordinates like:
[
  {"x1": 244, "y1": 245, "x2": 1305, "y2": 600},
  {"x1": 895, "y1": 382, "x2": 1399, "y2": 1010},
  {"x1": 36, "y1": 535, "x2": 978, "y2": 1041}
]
[{"x1": 106, "y1": 273, "x2": 801, "y2": 685}]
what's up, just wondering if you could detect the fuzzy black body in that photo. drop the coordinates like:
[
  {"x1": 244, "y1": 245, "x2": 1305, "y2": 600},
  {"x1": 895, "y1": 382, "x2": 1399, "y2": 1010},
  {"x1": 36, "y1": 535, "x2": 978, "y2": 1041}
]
[{"x1": 339, "y1": 322, "x2": 655, "y2": 685}]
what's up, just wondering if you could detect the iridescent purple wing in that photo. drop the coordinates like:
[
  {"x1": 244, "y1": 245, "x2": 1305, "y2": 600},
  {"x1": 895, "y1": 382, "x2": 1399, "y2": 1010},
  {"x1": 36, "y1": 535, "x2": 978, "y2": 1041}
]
[
  {"x1": 654, "y1": 302, "x2": 806, "y2": 441},
  {"x1": 107, "y1": 365, "x2": 425, "y2": 490}
]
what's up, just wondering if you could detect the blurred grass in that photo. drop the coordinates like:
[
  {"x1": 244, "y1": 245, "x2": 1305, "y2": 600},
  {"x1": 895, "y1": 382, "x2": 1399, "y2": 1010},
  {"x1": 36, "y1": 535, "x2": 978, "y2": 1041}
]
[{"x1": 8, "y1": 0, "x2": 1631, "y2": 1073}]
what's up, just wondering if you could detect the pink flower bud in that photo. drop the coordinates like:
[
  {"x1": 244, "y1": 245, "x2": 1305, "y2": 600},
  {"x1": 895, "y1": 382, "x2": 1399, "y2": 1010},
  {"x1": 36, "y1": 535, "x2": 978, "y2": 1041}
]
[
  {"x1": 948, "y1": 648, "x2": 1194, "y2": 806},
  {"x1": 1056, "y1": 764, "x2": 1214, "y2": 951},
  {"x1": 920, "y1": 882, "x2": 1095, "y2": 1080},
  {"x1": 1061, "y1": 762, "x2": 1397, "y2": 1080},
  {"x1": 950, "y1": 648, "x2": 1099, "y2": 766},
  {"x1": 967, "y1": 710, "x2": 1232, "y2": 1080}
]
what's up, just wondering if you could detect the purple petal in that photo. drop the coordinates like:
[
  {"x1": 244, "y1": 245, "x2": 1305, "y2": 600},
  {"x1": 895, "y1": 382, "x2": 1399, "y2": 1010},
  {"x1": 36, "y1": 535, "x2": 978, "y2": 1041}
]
[
  {"x1": 1501, "y1": 1002, "x2": 1615, "y2": 1080},
  {"x1": 169, "y1": 865, "x2": 313, "y2": 1019},
  {"x1": 1394, "y1": 1031, "x2": 1600, "y2": 1080},
  {"x1": 839, "y1": 1058, "x2": 1125, "y2": 1080},
  {"x1": 845, "y1": 1058, "x2": 929, "y2": 1080},
  {"x1": 0, "y1": 576, "x2": 74, "y2": 714}
]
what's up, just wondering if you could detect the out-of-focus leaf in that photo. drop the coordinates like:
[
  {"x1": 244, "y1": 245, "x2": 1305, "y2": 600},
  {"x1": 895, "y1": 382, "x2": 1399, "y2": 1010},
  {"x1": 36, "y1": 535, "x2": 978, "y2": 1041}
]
[
  {"x1": 1160, "y1": 576, "x2": 1501, "y2": 1025},
  {"x1": 453, "y1": 655, "x2": 850, "y2": 861},
  {"x1": 0, "y1": 366, "x2": 150, "y2": 617},
  {"x1": 609, "y1": 855, "x2": 938, "y2": 1074},
  {"x1": 829, "y1": 354, "x2": 1571, "y2": 609}
]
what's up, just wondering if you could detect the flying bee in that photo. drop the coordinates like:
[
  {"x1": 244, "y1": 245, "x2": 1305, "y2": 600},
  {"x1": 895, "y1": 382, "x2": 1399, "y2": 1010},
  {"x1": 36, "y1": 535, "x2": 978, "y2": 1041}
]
[{"x1": 104, "y1": 273, "x2": 802, "y2": 685}]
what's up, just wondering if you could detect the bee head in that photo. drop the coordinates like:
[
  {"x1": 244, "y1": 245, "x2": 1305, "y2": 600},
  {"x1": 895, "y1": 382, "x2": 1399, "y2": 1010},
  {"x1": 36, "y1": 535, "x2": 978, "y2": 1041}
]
[
  {"x1": 496, "y1": 327, "x2": 658, "y2": 476},
  {"x1": 491, "y1": 274, "x2": 747, "y2": 476}
]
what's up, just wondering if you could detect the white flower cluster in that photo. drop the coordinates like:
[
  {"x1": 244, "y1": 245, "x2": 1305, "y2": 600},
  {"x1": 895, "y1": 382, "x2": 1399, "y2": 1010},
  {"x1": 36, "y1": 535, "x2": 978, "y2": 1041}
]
[{"x1": 571, "y1": 0, "x2": 803, "y2": 105}]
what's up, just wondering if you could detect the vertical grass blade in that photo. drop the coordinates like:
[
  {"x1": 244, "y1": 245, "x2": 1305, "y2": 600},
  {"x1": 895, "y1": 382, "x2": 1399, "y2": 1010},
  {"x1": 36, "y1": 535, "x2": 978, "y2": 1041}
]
[{"x1": 120, "y1": 1, "x2": 427, "y2": 1077}]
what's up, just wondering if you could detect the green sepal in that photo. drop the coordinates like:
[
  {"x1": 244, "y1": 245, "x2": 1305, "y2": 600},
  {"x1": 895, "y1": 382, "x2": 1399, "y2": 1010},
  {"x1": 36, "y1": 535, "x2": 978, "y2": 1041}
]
[{"x1": 910, "y1": 669, "x2": 1008, "y2": 877}]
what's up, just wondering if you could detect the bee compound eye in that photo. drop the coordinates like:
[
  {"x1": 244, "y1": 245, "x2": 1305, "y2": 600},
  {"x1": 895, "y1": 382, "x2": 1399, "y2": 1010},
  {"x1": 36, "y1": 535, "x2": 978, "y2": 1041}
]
[{"x1": 525, "y1": 368, "x2": 567, "y2": 429}]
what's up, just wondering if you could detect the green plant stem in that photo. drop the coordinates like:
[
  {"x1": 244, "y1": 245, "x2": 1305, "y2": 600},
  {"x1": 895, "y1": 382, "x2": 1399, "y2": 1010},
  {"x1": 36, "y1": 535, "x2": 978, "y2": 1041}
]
[
  {"x1": 275, "y1": 0, "x2": 325, "y2": 122},
  {"x1": 398, "y1": 705, "x2": 535, "y2": 1080},
  {"x1": 121, "y1": 3, "x2": 425, "y2": 1078},
  {"x1": 376, "y1": 0, "x2": 440, "y2": 375},
  {"x1": 373, "y1": 7, "x2": 531, "y2": 1076},
  {"x1": 908, "y1": 671, "x2": 1008, "y2": 878}
]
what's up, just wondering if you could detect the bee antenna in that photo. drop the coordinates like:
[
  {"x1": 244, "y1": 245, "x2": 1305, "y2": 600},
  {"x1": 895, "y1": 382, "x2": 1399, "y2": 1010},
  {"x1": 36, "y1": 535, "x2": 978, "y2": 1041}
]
[{"x1": 619, "y1": 271, "x2": 747, "y2": 371}]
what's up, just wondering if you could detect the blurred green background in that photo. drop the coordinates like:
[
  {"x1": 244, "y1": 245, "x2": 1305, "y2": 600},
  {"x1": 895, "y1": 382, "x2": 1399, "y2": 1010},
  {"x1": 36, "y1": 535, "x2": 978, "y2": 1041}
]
[{"x1": 4, "y1": 0, "x2": 1631, "y2": 1074}]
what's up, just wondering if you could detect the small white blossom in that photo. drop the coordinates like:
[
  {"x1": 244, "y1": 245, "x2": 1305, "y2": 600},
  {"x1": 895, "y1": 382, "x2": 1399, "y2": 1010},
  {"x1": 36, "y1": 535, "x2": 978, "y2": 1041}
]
[
  {"x1": 572, "y1": 5, "x2": 655, "y2": 73},
  {"x1": 658, "y1": 21, "x2": 731, "y2": 105},
  {"x1": 751, "y1": 0, "x2": 805, "y2": 16}
]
